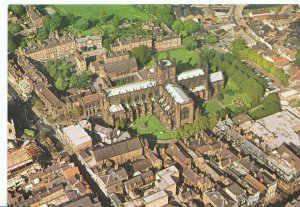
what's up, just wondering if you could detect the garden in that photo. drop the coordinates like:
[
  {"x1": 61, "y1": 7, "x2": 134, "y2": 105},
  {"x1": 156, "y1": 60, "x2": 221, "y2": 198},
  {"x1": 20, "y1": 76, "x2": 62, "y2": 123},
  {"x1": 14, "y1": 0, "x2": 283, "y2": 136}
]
[
  {"x1": 158, "y1": 48, "x2": 200, "y2": 74},
  {"x1": 53, "y1": 5, "x2": 151, "y2": 21},
  {"x1": 130, "y1": 115, "x2": 174, "y2": 140}
]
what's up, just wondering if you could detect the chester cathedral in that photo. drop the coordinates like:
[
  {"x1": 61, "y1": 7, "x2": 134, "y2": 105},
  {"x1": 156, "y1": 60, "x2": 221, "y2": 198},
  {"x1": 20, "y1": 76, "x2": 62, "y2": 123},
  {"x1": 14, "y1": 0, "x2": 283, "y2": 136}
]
[{"x1": 65, "y1": 55, "x2": 224, "y2": 130}]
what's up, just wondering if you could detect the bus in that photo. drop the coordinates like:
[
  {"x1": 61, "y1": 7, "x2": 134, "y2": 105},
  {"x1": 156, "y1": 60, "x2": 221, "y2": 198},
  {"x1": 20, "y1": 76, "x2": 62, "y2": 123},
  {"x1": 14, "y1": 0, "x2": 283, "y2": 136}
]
[{"x1": 24, "y1": 129, "x2": 35, "y2": 137}]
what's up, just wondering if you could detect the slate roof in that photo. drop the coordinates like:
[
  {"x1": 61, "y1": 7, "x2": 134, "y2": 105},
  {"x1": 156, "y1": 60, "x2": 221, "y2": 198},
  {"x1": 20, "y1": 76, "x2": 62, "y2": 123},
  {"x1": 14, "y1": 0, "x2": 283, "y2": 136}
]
[
  {"x1": 103, "y1": 57, "x2": 137, "y2": 74},
  {"x1": 35, "y1": 83, "x2": 63, "y2": 107},
  {"x1": 131, "y1": 159, "x2": 152, "y2": 172},
  {"x1": 227, "y1": 183, "x2": 246, "y2": 197},
  {"x1": 93, "y1": 137, "x2": 142, "y2": 162},
  {"x1": 60, "y1": 195, "x2": 94, "y2": 207}
]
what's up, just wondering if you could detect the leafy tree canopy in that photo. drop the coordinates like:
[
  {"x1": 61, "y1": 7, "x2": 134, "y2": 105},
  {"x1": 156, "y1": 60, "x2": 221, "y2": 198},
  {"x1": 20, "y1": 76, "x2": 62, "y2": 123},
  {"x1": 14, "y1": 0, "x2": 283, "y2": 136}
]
[
  {"x1": 9, "y1": 5, "x2": 26, "y2": 17},
  {"x1": 172, "y1": 19, "x2": 200, "y2": 37},
  {"x1": 8, "y1": 33, "x2": 17, "y2": 53},
  {"x1": 75, "y1": 18, "x2": 91, "y2": 31},
  {"x1": 230, "y1": 38, "x2": 246, "y2": 55},
  {"x1": 129, "y1": 45, "x2": 151, "y2": 66},
  {"x1": 8, "y1": 23, "x2": 22, "y2": 33},
  {"x1": 182, "y1": 36, "x2": 197, "y2": 51},
  {"x1": 205, "y1": 34, "x2": 219, "y2": 45},
  {"x1": 295, "y1": 48, "x2": 300, "y2": 68}
]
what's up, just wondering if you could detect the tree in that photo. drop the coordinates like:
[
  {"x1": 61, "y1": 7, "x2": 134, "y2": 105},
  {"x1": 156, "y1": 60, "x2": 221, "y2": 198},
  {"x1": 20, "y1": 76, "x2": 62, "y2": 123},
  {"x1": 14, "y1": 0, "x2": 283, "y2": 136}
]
[
  {"x1": 183, "y1": 37, "x2": 197, "y2": 51},
  {"x1": 183, "y1": 20, "x2": 199, "y2": 35},
  {"x1": 8, "y1": 33, "x2": 17, "y2": 53},
  {"x1": 73, "y1": 106, "x2": 83, "y2": 116},
  {"x1": 37, "y1": 26, "x2": 49, "y2": 40},
  {"x1": 208, "y1": 113, "x2": 219, "y2": 129},
  {"x1": 248, "y1": 93, "x2": 281, "y2": 120},
  {"x1": 172, "y1": 19, "x2": 199, "y2": 37},
  {"x1": 195, "y1": 115, "x2": 210, "y2": 131},
  {"x1": 112, "y1": 15, "x2": 122, "y2": 27},
  {"x1": 8, "y1": 23, "x2": 22, "y2": 33},
  {"x1": 62, "y1": 14, "x2": 76, "y2": 28},
  {"x1": 155, "y1": 5, "x2": 175, "y2": 27},
  {"x1": 75, "y1": 18, "x2": 90, "y2": 31},
  {"x1": 172, "y1": 20, "x2": 184, "y2": 33},
  {"x1": 205, "y1": 34, "x2": 219, "y2": 45},
  {"x1": 9, "y1": 5, "x2": 26, "y2": 17},
  {"x1": 49, "y1": 13, "x2": 62, "y2": 33},
  {"x1": 217, "y1": 93, "x2": 224, "y2": 101},
  {"x1": 130, "y1": 45, "x2": 151, "y2": 66},
  {"x1": 295, "y1": 48, "x2": 300, "y2": 68},
  {"x1": 69, "y1": 75, "x2": 79, "y2": 88},
  {"x1": 99, "y1": 10, "x2": 108, "y2": 24},
  {"x1": 55, "y1": 77, "x2": 69, "y2": 91},
  {"x1": 230, "y1": 38, "x2": 246, "y2": 55}
]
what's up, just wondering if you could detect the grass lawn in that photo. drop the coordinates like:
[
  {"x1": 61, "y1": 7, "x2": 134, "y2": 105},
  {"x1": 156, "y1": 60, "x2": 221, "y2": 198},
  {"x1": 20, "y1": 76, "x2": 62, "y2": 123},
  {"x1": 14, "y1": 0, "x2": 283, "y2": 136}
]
[
  {"x1": 131, "y1": 115, "x2": 174, "y2": 140},
  {"x1": 205, "y1": 101, "x2": 223, "y2": 113},
  {"x1": 81, "y1": 27, "x2": 100, "y2": 36},
  {"x1": 243, "y1": 5, "x2": 283, "y2": 15},
  {"x1": 221, "y1": 95, "x2": 234, "y2": 105},
  {"x1": 205, "y1": 93, "x2": 249, "y2": 114},
  {"x1": 52, "y1": 5, "x2": 151, "y2": 36},
  {"x1": 53, "y1": 5, "x2": 151, "y2": 21},
  {"x1": 158, "y1": 48, "x2": 199, "y2": 74}
]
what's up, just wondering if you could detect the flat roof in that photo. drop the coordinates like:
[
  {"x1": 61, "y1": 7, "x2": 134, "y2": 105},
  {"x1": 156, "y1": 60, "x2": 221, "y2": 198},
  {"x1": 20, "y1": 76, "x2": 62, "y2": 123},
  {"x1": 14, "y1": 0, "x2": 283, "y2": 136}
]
[
  {"x1": 156, "y1": 165, "x2": 178, "y2": 190},
  {"x1": 177, "y1": 68, "x2": 205, "y2": 81},
  {"x1": 63, "y1": 125, "x2": 92, "y2": 147},
  {"x1": 253, "y1": 109, "x2": 300, "y2": 149},
  {"x1": 165, "y1": 84, "x2": 190, "y2": 104},
  {"x1": 143, "y1": 190, "x2": 167, "y2": 203},
  {"x1": 105, "y1": 80, "x2": 156, "y2": 97},
  {"x1": 210, "y1": 71, "x2": 223, "y2": 82},
  {"x1": 280, "y1": 89, "x2": 298, "y2": 98}
]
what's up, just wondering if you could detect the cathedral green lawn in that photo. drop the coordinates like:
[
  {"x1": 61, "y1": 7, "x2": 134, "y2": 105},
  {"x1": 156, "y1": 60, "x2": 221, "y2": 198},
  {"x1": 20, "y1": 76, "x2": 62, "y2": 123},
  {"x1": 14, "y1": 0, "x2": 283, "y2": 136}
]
[
  {"x1": 158, "y1": 48, "x2": 199, "y2": 74},
  {"x1": 131, "y1": 115, "x2": 174, "y2": 140},
  {"x1": 53, "y1": 5, "x2": 151, "y2": 21},
  {"x1": 204, "y1": 101, "x2": 223, "y2": 113}
]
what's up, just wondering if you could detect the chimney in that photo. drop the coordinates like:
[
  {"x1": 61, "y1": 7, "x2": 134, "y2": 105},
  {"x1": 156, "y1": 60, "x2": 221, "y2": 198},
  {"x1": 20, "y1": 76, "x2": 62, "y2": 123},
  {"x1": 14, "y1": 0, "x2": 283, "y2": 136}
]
[
  {"x1": 186, "y1": 140, "x2": 190, "y2": 148},
  {"x1": 98, "y1": 84, "x2": 102, "y2": 91},
  {"x1": 260, "y1": 177, "x2": 264, "y2": 184},
  {"x1": 114, "y1": 163, "x2": 118, "y2": 171}
]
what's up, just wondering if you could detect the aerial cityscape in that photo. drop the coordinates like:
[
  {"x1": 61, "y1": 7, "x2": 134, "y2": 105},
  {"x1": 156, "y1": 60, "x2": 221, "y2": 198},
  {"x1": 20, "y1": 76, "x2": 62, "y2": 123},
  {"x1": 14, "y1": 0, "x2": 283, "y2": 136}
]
[{"x1": 7, "y1": 4, "x2": 300, "y2": 207}]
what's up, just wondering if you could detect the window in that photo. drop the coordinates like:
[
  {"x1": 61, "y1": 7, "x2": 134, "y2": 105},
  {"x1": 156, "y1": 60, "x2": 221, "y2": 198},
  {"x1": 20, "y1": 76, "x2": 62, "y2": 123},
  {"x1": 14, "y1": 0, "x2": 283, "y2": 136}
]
[{"x1": 181, "y1": 107, "x2": 190, "y2": 120}]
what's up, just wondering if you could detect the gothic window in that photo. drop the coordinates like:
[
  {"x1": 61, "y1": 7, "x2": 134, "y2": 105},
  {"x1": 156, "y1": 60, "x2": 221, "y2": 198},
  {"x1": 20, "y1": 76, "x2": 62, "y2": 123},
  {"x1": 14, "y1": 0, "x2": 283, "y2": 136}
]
[{"x1": 181, "y1": 107, "x2": 190, "y2": 120}]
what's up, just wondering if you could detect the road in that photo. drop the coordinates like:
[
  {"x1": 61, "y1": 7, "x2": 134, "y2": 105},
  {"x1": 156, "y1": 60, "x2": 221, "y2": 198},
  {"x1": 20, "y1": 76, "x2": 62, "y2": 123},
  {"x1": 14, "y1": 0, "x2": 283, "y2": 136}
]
[{"x1": 233, "y1": 4, "x2": 247, "y2": 26}]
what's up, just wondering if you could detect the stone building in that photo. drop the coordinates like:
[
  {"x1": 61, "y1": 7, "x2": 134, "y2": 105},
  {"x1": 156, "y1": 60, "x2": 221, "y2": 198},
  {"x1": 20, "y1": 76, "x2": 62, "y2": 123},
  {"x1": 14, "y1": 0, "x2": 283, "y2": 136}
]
[
  {"x1": 153, "y1": 34, "x2": 182, "y2": 51},
  {"x1": 91, "y1": 137, "x2": 143, "y2": 167},
  {"x1": 63, "y1": 57, "x2": 224, "y2": 130},
  {"x1": 110, "y1": 37, "x2": 153, "y2": 52},
  {"x1": 103, "y1": 50, "x2": 130, "y2": 64},
  {"x1": 21, "y1": 34, "x2": 102, "y2": 61},
  {"x1": 100, "y1": 57, "x2": 138, "y2": 79},
  {"x1": 26, "y1": 5, "x2": 44, "y2": 27},
  {"x1": 35, "y1": 83, "x2": 64, "y2": 116},
  {"x1": 75, "y1": 54, "x2": 87, "y2": 71}
]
